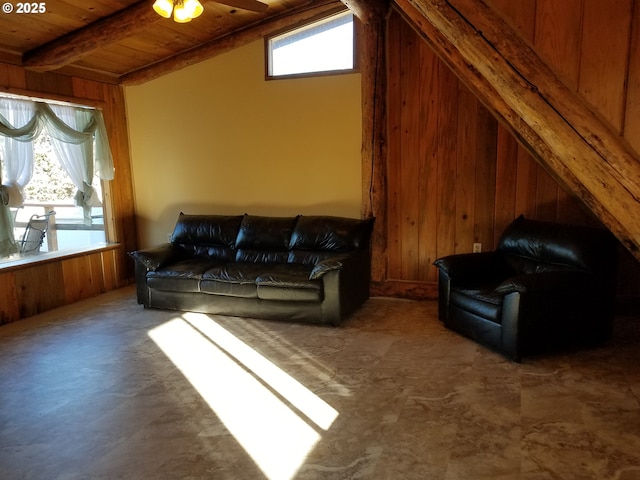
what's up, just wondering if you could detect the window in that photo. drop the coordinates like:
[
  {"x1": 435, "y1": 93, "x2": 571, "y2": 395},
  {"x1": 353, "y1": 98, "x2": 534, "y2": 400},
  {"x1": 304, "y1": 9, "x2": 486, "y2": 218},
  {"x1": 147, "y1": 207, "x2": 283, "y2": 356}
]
[
  {"x1": 266, "y1": 11, "x2": 356, "y2": 78},
  {"x1": 0, "y1": 94, "x2": 114, "y2": 261}
]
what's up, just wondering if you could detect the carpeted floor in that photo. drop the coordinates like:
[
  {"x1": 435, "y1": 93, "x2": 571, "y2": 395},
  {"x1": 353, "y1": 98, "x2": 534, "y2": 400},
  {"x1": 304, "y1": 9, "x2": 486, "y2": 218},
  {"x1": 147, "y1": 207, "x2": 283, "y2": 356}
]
[{"x1": 1, "y1": 286, "x2": 639, "y2": 480}]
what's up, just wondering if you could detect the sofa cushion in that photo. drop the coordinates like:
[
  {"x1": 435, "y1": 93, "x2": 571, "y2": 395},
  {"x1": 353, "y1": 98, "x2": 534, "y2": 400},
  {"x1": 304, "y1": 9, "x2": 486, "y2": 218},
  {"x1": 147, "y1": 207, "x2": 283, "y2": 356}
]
[
  {"x1": 287, "y1": 250, "x2": 337, "y2": 265},
  {"x1": 235, "y1": 215, "x2": 298, "y2": 263},
  {"x1": 200, "y1": 263, "x2": 264, "y2": 298},
  {"x1": 171, "y1": 213, "x2": 243, "y2": 261},
  {"x1": 256, "y1": 264, "x2": 322, "y2": 302},
  {"x1": 289, "y1": 216, "x2": 374, "y2": 252},
  {"x1": 236, "y1": 249, "x2": 290, "y2": 264},
  {"x1": 497, "y1": 215, "x2": 616, "y2": 276},
  {"x1": 147, "y1": 258, "x2": 223, "y2": 293},
  {"x1": 235, "y1": 215, "x2": 298, "y2": 250}
]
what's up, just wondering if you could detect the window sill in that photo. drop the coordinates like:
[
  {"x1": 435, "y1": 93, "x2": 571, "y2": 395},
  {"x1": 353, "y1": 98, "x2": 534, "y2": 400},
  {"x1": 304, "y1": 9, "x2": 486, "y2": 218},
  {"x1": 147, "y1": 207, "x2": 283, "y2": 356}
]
[{"x1": 0, "y1": 243, "x2": 120, "y2": 272}]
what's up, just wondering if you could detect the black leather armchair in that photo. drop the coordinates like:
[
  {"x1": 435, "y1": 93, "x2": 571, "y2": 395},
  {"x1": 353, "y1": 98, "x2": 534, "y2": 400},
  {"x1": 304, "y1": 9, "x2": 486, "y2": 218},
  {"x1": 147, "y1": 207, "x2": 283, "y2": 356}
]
[{"x1": 434, "y1": 216, "x2": 618, "y2": 361}]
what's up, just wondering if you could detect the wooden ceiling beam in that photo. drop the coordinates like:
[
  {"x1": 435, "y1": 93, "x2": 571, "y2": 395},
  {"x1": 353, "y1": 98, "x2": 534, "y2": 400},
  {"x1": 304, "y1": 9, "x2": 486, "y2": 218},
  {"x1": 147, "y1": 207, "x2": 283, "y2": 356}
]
[
  {"x1": 120, "y1": 0, "x2": 344, "y2": 85},
  {"x1": 393, "y1": 0, "x2": 640, "y2": 260},
  {"x1": 23, "y1": 1, "x2": 162, "y2": 72}
]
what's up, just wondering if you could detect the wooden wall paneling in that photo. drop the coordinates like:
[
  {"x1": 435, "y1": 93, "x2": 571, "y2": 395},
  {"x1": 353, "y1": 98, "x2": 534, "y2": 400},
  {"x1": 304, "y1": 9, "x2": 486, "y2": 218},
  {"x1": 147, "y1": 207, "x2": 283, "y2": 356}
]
[
  {"x1": 494, "y1": 127, "x2": 518, "y2": 241},
  {"x1": 535, "y1": 167, "x2": 559, "y2": 222},
  {"x1": 579, "y1": 0, "x2": 633, "y2": 132},
  {"x1": 422, "y1": 45, "x2": 445, "y2": 281},
  {"x1": 434, "y1": 59, "x2": 458, "y2": 275},
  {"x1": 399, "y1": 22, "x2": 421, "y2": 280},
  {"x1": 385, "y1": 12, "x2": 403, "y2": 280},
  {"x1": 534, "y1": 0, "x2": 584, "y2": 90},
  {"x1": 416, "y1": 38, "x2": 436, "y2": 279},
  {"x1": 625, "y1": 0, "x2": 640, "y2": 155},
  {"x1": 71, "y1": 77, "x2": 106, "y2": 102},
  {"x1": 89, "y1": 251, "x2": 107, "y2": 294},
  {"x1": 101, "y1": 249, "x2": 118, "y2": 292},
  {"x1": 455, "y1": 86, "x2": 478, "y2": 254},
  {"x1": 0, "y1": 271, "x2": 19, "y2": 324},
  {"x1": 62, "y1": 255, "x2": 98, "y2": 304},
  {"x1": 474, "y1": 104, "x2": 498, "y2": 249},
  {"x1": 15, "y1": 263, "x2": 65, "y2": 318},
  {"x1": 383, "y1": 3, "x2": 640, "y2": 300},
  {"x1": 0, "y1": 63, "x2": 27, "y2": 90},
  {"x1": 7, "y1": 64, "x2": 27, "y2": 90},
  {"x1": 485, "y1": 0, "x2": 536, "y2": 38},
  {"x1": 0, "y1": 63, "x2": 9, "y2": 88}
]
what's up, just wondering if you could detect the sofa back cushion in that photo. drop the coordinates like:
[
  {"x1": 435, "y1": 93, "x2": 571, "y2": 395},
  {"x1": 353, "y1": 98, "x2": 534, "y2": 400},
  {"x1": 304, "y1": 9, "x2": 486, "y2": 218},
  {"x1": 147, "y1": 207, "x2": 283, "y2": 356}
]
[
  {"x1": 171, "y1": 213, "x2": 243, "y2": 261},
  {"x1": 497, "y1": 215, "x2": 617, "y2": 277},
  {"x1": 289, "y1": 216, "x2": 374, "y2": 252},
  {"x1": 235, "y1": 215, "x2": 298, "y2": 263}
]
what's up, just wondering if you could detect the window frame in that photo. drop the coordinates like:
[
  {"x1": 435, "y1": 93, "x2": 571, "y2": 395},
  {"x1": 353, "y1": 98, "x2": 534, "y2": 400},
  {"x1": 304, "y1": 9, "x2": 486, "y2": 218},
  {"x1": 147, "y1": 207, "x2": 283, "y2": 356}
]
[
  {"x1": 0, "y1": 91, "x2": 116, "y2": 262},
  {"x1": 264, "y1": 9, "x2": 359, "y2": 81}
]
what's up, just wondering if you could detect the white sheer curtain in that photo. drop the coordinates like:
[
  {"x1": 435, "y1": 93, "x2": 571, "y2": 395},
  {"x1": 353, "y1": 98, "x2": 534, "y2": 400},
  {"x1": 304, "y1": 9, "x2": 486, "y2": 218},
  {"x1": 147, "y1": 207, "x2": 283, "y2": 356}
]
[
  {"x1": 0, "y1": 97, "x2": 41, "y2": 257},
  {"x1": 0, "y1": 95, "x2": 114, "y2": 257},
  {"x1": 46, "y1": 104, "x2": 101, "y2": 223},
  {"x1": 1, "y1": 98, "x2": 38, "y2": 206}
]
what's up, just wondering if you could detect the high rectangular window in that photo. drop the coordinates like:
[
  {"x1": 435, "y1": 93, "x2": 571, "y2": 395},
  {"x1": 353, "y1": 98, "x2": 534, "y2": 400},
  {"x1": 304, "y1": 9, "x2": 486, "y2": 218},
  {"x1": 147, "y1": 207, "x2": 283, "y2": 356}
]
[{"x1": 266, "y1": 11, "x2": 356, "y2": 78}]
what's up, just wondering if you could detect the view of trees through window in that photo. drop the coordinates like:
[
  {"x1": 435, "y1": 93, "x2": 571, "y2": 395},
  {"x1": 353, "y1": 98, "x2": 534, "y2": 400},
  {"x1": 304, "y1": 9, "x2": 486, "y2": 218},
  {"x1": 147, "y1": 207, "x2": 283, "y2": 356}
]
[{"x1": 25, "y1": 133, "x2": 75, "y2": 202}]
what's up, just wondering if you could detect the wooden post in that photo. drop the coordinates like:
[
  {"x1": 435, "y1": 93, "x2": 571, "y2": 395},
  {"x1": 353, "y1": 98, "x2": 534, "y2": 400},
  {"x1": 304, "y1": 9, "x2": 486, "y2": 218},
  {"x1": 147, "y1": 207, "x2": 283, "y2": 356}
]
[{"x1": 358, "y1": 11, "x2": 389, "y2": 285}]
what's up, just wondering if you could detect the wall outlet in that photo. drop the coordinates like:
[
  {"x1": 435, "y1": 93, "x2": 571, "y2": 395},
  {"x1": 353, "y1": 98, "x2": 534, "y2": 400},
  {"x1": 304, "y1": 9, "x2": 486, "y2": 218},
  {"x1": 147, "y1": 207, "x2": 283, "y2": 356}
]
[
  {"x1": 166, "y1": 233, "x2": 172, "y2": 242},
  {"x1": 473, "y1": 242, "x2": 482, "y2": 253}
]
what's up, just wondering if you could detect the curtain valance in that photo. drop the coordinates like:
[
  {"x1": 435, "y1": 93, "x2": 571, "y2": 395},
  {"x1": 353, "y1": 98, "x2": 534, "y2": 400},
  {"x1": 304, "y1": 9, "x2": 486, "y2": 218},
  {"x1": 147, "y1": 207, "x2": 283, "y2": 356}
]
[{"x1": 0, "y1": 98, "x2": 114, "y2": 180}]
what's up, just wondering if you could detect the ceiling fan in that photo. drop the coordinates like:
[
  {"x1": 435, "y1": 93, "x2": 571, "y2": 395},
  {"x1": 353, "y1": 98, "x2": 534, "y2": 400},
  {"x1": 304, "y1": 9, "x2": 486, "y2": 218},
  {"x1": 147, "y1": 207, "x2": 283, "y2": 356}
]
[{"x1": 154, "y1": 0, "x2": 268, "y2": 23}]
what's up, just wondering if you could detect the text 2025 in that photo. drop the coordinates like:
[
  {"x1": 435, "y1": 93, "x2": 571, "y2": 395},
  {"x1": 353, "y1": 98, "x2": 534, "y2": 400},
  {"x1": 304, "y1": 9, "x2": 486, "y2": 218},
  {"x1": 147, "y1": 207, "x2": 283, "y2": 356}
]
[{"x1": 16, "y1": 2, "x2": 46, "y2": 13}]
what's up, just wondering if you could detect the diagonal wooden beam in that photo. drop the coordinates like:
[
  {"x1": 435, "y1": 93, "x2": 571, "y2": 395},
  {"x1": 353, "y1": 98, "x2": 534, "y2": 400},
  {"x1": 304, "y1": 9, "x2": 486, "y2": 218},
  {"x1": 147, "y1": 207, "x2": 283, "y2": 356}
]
[
  {"x1": 120, "y1": 1, "x2": 345, "y2": 85},
  {"x1": 393, "y1": 0, "x2": 640, "y2": 260},
  {"x1": 23, "y1": 1, "x2": 161, "y2": 72}
]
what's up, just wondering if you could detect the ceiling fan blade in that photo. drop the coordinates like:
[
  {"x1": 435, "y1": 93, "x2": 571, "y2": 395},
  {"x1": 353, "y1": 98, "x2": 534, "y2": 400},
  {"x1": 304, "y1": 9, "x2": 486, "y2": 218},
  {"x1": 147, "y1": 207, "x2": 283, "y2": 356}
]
[{"x1": 214, "y1": 0, "x2": 269, "y2": 12}]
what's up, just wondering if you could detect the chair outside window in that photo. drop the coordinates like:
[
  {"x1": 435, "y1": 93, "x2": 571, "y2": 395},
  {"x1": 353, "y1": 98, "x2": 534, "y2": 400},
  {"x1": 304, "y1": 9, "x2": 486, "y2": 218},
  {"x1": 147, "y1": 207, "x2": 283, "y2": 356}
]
[{"x1": 17, "y1": 210, "x2": 56, "y2": 255}]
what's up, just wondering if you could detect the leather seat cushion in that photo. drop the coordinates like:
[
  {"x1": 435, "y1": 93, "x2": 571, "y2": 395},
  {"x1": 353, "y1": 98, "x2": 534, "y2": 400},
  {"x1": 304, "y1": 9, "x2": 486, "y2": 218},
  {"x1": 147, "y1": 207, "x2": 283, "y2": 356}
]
[
  {"x1": 450, "y1": 286, "x2": 504, "y2": 323},
  {"x1": 256, "y1": 264, "x2": 321, "y2": 302},
  {"x1": 147, "y1": 259, "x2": 223, "y2": 293},
  {"x1": 200, "y1": 263, "x2": 265, "y2": 298}
]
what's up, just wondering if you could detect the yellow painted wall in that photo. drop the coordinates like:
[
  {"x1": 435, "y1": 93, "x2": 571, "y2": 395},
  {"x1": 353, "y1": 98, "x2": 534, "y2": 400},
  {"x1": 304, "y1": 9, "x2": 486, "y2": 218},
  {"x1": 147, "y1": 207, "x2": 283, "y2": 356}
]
[{"x1": 125, "y1": 40, "x2": 362, "y2": 248}]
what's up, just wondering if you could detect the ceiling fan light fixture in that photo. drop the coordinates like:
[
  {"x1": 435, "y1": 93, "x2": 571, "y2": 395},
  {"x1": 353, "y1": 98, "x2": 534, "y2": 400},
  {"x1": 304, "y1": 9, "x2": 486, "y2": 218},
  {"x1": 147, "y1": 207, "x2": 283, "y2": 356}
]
[
  {"x1": 173, "y1": 3, "x2": 192, "y2": 22},
  {"x1": 183, "y1": 0, "x2": 204, "y2": 18},
  {"x1": 153, "y1": 0, "x2": 203, "y2": 22},
  {"x1": 152, "y1": 0, "x2": 173, "y2": 18}
]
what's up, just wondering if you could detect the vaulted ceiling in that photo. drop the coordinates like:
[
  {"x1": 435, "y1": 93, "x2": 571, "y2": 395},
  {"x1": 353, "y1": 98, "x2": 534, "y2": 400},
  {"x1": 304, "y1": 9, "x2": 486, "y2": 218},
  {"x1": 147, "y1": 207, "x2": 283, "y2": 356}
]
[{"x1": 0, "y1": 0, "x2": 347, "y2": 85}]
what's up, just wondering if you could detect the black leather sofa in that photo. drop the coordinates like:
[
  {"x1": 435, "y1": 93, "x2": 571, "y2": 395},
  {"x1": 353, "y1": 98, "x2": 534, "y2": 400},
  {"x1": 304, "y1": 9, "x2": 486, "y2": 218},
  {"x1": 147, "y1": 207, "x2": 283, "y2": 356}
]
[
  {"x1": 434, "y1": 215, "x2": 618, "y2": 361},
  {"x1": 130, "y1": 213, "x2": 374, "y2": 325}
]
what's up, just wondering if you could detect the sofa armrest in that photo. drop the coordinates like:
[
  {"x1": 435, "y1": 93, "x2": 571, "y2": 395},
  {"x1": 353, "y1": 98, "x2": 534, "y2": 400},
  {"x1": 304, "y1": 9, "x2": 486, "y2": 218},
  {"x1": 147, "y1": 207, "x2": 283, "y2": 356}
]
[
  {"x1": 495, "y1": 270, "x2": 592, "y2": 294},
  {"x1": 309, "y1": 254, "x2": 351, "y2": 280},
  {"x1": 129, "y1": 243, "x2": 182, "y2": 271}
]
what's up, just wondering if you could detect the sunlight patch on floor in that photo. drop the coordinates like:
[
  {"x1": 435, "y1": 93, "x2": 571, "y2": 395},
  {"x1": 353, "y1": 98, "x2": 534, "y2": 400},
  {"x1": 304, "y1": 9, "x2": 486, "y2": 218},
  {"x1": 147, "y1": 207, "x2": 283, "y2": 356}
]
[{"x1": 148, "y1": 314, "x2": 339, "y2": 480}]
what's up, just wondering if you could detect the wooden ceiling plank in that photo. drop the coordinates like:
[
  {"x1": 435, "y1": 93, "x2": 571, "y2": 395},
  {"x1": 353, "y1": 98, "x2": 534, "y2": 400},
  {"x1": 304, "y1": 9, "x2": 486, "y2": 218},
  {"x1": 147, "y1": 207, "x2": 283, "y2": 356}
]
[
  {"x1": 120, "y1": 0, "x2": 346, "y2": 85},
  {"x1": 23, "y1": 1, "x2": 162, "y2": 72}
]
